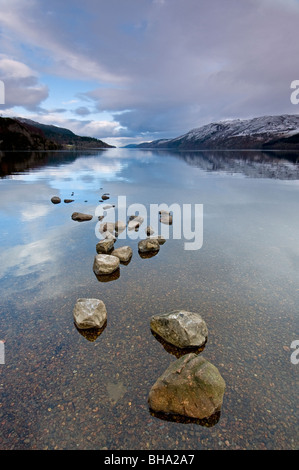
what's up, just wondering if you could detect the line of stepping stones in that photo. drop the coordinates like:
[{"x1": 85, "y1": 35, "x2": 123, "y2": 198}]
[
  {"x1": 51, "y1": 192, "x2": 225, "y2": 423},
  {"x1": 51, "y1": 192, "x2": 171, "y2": 274}
]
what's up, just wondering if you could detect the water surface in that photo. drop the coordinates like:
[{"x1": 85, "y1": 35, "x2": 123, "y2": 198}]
[{"x1": 0, "y1": 148, "x2": 298, "y2": 450}]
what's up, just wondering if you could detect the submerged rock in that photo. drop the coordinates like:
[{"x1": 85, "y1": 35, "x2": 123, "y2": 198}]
[
  {"x1": 75, "y1": 323, "x2": 106, "y2": 342},
  {"x1": 93, "y1": 254, "x2": 120, "y2": 275},
  {"x1": 106, "y1": 380, "x2": 127, "y2": 404},
  {"x1": 139, "y1": 250, "x2": 159, "y2": 259},
  {"x1": 96, "y1": 239, "x2": 115, "y2": 254},
  {"x1": 150, "y1": 310, "x2": 208, "y2": 349},
  {"x1": 94, "y1": 268, "x2": 120, "y2": 283},
  {"x1": 138, "y1": 238, "x2": 160, "y2": 253},
  {"x1": 151, "y1": 331, "x2": 206, "y2": 359},
  {"x1": 51, "y1": 196, "x2": 61, "y2": 204},
  {"x1": 71, "y1": 212, "x2": 93, "y2": 222},
  {"x1": 111, "y1": 246, "x2": 133, "y2": 263},
  {"x1": 148, "y1": 353, "x2": 226, "y2": 420},
  {"x1": 73, "y1": 298, "x2": 107, "y2": 330}
]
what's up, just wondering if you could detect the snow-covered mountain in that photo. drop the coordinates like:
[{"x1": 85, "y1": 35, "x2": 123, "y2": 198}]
[{"x1": 134, "y1": 115, "x2": 299, "y2": 150}]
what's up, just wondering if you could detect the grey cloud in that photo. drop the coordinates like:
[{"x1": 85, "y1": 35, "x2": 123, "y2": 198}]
[
  {"x1": 51, "y1": 108, "x2": 67, "y2": 114},
  {"x1": 0, "y1": 77, "x2": 48, "y2": 110},
  {"x1": 1, "y1": 0, "x2": 299, "y2": 139},
  {"x1": 74, "y1": 106, "x2": 92, "y2": 116},
  {"x1": 80, "y1": 0, "x2": 299, "y2": 138},
  {"x1": 0, "y1": 56, "x2": 49, "y2": 110}
]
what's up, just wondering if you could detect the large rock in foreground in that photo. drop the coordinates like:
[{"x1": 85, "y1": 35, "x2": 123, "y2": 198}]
[
  {"x1": 93, "y1": 254, "x2": 120, "y2": 275},
  {"x1": 73, "y1": 298, "x2": 107, "y2": 330},
  {"x1": 150, "y1": 310, "x2": 208, "y2": 349},
  {"x1": 148, "y1": 354, "x2": 226, "y2": 420}
]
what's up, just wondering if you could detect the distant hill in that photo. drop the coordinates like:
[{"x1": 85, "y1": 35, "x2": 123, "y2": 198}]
[
  {"x1": 17, "y1": 118, "x2": 115, "y2": 149},
  {"x1": 127, "y1": 115, "x2": 299, "y2": 150},
  {"x1": 0, "y1": 116, "x2": 115, "y2": 151},
  {"x1": 0, "y1": 117, "x2": 61, "y2": 151}
]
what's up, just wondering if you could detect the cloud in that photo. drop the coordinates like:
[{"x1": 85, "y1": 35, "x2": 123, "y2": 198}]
[
  {"x1": 1, "y1": 0, "x2": 299, "y2": 140},
  {"x1": 10, "y1": 111, "x2": 124, "y2": 139},
  {"x1": 0, "y1": 0, "x2": 127, "y2": 83},
  {"x1": 78, "y1": 119, "x2": 124, "y2": 137},
  {"x1": 21, "y1": 204, "x2": 51, "y2": 221},
  {"x1": 0, "y1": 55, "x2": 48, "y2": 110},
  {"x1": 62, "y1": 99, "x2": 79, "y2": 105},
  {"x1": 74, "y1": 106, "x2": 92, "y2": 116},
  {"x1": 77, "y1": 0, "x2": 299, "y2": 137}
]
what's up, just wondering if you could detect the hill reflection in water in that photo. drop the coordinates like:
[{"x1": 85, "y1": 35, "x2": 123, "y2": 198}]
[{"x1": 154, "y1": 149, "x2": 299, "y2": 180}]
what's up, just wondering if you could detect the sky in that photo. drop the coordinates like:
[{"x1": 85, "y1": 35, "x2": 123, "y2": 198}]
[{"x1": 0, "y1": 0, "x2": 299, "y2": 147}]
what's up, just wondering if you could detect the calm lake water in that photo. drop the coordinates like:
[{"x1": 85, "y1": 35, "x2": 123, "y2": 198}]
[{"x1": 0, "y1": 148, "x2": 298, "y2": 450}]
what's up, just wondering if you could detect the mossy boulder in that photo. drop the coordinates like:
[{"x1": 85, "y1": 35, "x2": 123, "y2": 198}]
[{"x1": 148, "y1": 353, "x2": 225, "y2": 420}]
